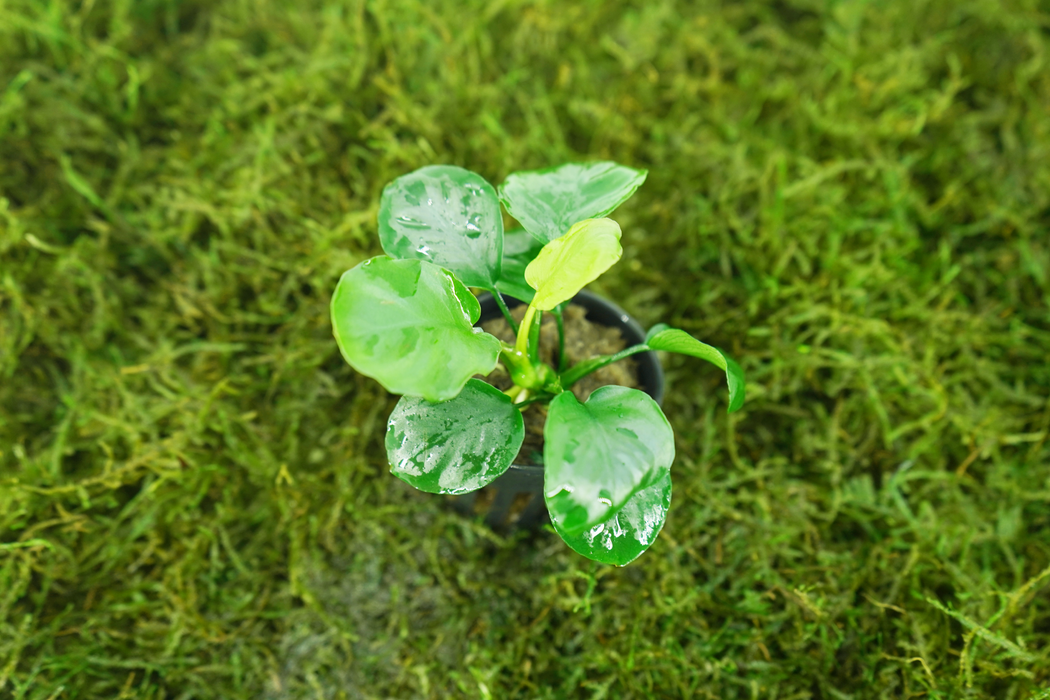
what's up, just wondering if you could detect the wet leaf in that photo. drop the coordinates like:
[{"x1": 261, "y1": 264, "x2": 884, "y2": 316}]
[
  {"x1": 555, "y1": 471, "x2": 671, "y2": 566},
  {"x1": 378, "y1": 165, "x2": 503, "y2": 289},
  {"x1": 499, "y1": 161, "x2": 647, "y2": 243},
  {"x1": 544, "y1": 386, "x2": 674, "y2": 535},
  {"x1": 331, "y1": 257, "x2": 501, "y2": 402},
  {"x1": 525, "y1": 218, "x2": 622, "y2": 311},
  {"x1": 386, "y1": 379, "x2": 525, "y2": 494},
  {"x1": 645, "y1": 325, "x2": 746, "y2": 412}
]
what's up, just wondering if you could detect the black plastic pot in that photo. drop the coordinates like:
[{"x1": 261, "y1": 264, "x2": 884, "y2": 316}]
[{"x1": 452, "y1": 290, "x2": 664, "y2": 531}]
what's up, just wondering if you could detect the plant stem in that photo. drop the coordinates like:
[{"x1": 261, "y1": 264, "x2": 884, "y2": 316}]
[
  {"x1": 493, "y1": 292, "x2": 518, "y2": 334},
  {"x1": 560, "y1": 344, "x2": 652, "y2": 389},
  {"x1": 504, "y1": 384, "x2": 529, "y2": 403},
  {"x1": 528, "y1": 310, "x2": 543, "y2": 365},
  {"x1": 515, "y1": 302, "x2": 539, "y2": 356},
  {"x1": 554, "y1": 306, "x2": 566, "y2": 372},
  {"x1": 499, "y1": 344, "x2": 541, "y2": 391}
]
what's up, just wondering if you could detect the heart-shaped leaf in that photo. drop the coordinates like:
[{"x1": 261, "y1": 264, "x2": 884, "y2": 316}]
[
  {"x1": 645, "y1": 325, "x2": 746, "y2": 413},
  {"x1": 525, "y1": 218, "x2": 622, "y2": 311},
  {"x1": 495, "y1": 228, "x2": 544, "y2": 303},
  {"x1": 544, "y1": 386, "x2": 674, "y2": 535},
  {"x1": 386, "y1": 379, "x2": 525, "y2": 495},
  {"x1": 499, "y1": 161, "x2": 647, "y2": 244},
  {"x1": 554, "y1": 470, "x2": 671, "y2": 566},
  {"x1": 378, "y1": 165, "x2": 503, "y2": 289},
  {"x1": 331, "y1": 257, "x2": 501, "y2": 402}
]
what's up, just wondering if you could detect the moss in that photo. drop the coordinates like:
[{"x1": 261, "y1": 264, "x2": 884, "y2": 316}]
[{"x1": 1, "y1": 0, "x2": 1048, "y2": 697}]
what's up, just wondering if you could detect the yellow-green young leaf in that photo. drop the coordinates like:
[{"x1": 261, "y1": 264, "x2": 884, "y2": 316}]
[{"x1": 524, "y1": 218, "x2": 622, "y2": 311}]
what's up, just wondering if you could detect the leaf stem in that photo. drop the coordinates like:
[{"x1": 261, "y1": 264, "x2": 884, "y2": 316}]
[
  {"x1": 560, "y1": 344, "x2": 652, "y2": 389},
  {"x1": 513, "y1": 394, "x2": 548, "y2": 408},
  {"x1": 528, "y1": 310, "x2": 543, "y2": 365},
  {"x1": 499, "y1": 344, "x2": 541, "y2": 391},
  {"x1": 504, "y1": 384, "x2": 529, "y2": 403},
  {"x1": 515, "y1": 302, "x2": 539, "y2": 356},
  {"x1": 554, "y1": 306, "x2": 566, "y2": 372},
  {"x1": 493, "y1": 292, "x2": 518, "y2": 334}
]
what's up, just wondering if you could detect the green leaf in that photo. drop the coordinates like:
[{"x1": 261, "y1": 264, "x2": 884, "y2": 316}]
[
  {"x1": 331, "y1": 257, "x2": 501, "y2": 402},
  {"x1": 555, "y1": 470, "x2": 671, "y2": 566},
  {"x1": 495, "y1": 228, "x2": 543, "y2": 302},
  {"x1": 386, "y1": 379, "x2": 525, "y2": 495},
  {"x1": 645, "y1": 325, "x2": 746, "y2": 413},
  {"x1": 499, "y1": 161, "x2": 647, "y2": 244},
  {"x1": 378, "y1": 165, "x2": 503, "y2": 289},
  {"x1": 544, "y1": 386, "x2": 674, "y2": 535},
  {"x1": 525, "y1": 218, "x2": 622, "y2": 311}
]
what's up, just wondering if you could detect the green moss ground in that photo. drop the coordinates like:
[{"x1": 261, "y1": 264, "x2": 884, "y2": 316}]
[{"x1": 1, "y1": 0, "x2": 1049, "y2": 697}]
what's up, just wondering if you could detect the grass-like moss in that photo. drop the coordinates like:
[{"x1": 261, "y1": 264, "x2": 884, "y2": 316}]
[{"x1": 1, "y1": 0, "x2": 1048, "y2": 697}]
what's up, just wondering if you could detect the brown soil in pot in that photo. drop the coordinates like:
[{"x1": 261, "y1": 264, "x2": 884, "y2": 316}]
[{"x1": 479, "y1": 303, "x2": 641, "y2": 466}]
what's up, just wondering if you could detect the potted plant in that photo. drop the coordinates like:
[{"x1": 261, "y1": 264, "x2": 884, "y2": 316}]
[
  {"x1": 331, "y1": 162, "x2": 745, "y2": 565},
  {"x1": 453, "y1": 286, "x2": 666, "y2": 536}
]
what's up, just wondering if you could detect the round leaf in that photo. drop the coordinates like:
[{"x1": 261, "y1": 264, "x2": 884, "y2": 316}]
[
  {"x1": 544, "y1": 386, "x2": 675, "y2": 535},
  {"x1": 555, "y1": 471, "x2": 671, "y2": 566},
  {"x1": 495, "y1": 228, "x2": 543, "y2": 302},
  {"x1": 645, "y1": 325, "x2": 746, "y2": 413},
  {"x1": 378, "y1": 165, "x2": 503, "y2": 289},
  {"x1": 499, "y1": 161, "x2": 647, "y2": 244},
  {"x1": 386, "y1": 379, "x2": 525, "y2": 495},
  {"x1": 524, "y1": 218, "x2": 622, "y2": 311},
  {"x1": 331, "y1": 257, "x2": 501, "y2": 402}
]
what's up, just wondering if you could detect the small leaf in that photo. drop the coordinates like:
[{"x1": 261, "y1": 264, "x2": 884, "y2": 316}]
[
  {"x1": 499, "y1": 161, "x2": 647, "y2": 244},
  {"x1": 495, "y1": 228, "x2": 543, "y2": 302},
  {"x1": 331, "y1": 257, "x2": 501, "y2": 402},
  {"x1": 645, "y1": 325, "x2": 746, "y2": 413},
  {"x1": 544, "y1": 386, "x2": 674, "y2": 535},
  {"x1": 378, "y1": 165, "x2": 503, "y2": 289},
  {"x1": 525, "y1": 218, "x2": 622, "y2": 311},
  {"x1": 555, "y1": 471, "x2": 671, "y2": 566},
  {"x1": 386, "y1": 379, "x2": 525, "y2": 495}
]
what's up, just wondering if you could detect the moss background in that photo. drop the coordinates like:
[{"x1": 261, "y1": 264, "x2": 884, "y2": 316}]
[{"x1": 1, "y1": 0, "x2": 1049, "y2": 697}]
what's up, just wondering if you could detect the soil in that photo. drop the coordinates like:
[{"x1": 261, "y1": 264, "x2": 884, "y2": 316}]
[{"x1": 479, "y1": 303, "x2": 641, "y2": 466}]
